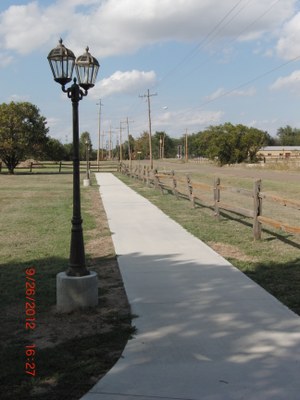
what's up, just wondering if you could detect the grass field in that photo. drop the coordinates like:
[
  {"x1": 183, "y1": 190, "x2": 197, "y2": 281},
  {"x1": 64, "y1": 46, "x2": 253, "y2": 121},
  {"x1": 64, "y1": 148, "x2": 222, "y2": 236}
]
[
  {"x1": 1, "y1": 161, "x2": 300, "y2": 398},
  {"x1": 0, "y1": 172, "x2": 134, "y2": 400},
  {"x1": 118, "y1": 160, "x2": 300, "y2": 316}
]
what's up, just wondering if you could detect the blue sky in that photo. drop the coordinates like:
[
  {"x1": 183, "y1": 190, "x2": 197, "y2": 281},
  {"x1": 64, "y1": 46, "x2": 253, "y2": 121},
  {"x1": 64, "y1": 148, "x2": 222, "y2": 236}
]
[{"x1": 1, "y1": 0, "x2": 300, "y2": 148}]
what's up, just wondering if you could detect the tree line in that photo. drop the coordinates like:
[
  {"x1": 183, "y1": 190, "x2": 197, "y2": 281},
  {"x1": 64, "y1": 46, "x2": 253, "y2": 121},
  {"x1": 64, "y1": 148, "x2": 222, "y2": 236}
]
[{"x1": 1, "y1": 101, "x2": 300, "y2": 173}]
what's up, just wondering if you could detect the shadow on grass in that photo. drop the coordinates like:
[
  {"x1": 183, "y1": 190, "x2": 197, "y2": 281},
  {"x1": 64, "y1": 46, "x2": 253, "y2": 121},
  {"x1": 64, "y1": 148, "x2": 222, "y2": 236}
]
[
  {"x1": 157, "y1": 186, "x2": 300, "y2": 251},
  {"x1": 1, "y1": 255, "x2": 135, "y2": 400},
  {"x1": 3, "y1": 328, "x2": 135, "y2": 400},
  {"x1": 241, "y1": 258, "x2": 300, "y2": 317},
  {"x1": 214, "y1": 207, "x2": 300, "y2": 250},
  {"x1": 1, "y1": 256, "x2": 67, "y2": 309},
  {"x1": 124, "y1": 176, "x2": 300, "y2": 252}
]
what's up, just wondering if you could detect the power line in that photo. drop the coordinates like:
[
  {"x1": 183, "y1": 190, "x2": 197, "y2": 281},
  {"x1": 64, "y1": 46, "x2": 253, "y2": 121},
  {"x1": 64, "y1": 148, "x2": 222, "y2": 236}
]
[
  {"x1": 198, "y1": 54, "x2": 300, "y2": 109},
  {"x1": 100, "y1": 1, "x2": 291, "y2": 138},
  {"x1": 120, "y1": 0, "x2": 255, "y2": 125},
  {"x1": 158, "y1": 0, "x2": 245, "y2": 86},
  {"x1": 157, "y1": 0, "x2": 282, "y2": 91}
]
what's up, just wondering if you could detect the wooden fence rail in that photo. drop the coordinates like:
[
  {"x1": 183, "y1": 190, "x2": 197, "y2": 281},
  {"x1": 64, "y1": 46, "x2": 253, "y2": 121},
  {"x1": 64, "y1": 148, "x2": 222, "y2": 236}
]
[
  {"x1": 120, "y1": 162, "x2": 300, "y2": 240},
  {"x1": 0, "y1": 160, "x2": 119, "y2": 173}
]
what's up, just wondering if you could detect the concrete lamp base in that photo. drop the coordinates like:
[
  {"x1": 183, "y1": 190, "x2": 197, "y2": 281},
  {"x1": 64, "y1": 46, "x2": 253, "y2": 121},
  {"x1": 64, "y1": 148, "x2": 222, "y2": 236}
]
[
  {"x1": 56, "y1": 271, "x2": 98, "y2": 313},
  {"x1": 83, "y1": 178, "x2": 90, "y2": 187}
]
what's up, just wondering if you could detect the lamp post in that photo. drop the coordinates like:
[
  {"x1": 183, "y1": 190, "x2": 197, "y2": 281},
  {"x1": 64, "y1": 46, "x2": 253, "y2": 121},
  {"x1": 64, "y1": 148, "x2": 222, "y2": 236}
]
[{"x1": 47, "y1": 39, "x2": 99, "y2": 278}]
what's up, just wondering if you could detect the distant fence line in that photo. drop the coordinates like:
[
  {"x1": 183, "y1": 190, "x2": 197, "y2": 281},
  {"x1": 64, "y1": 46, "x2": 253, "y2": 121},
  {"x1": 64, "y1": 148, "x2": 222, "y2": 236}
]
[
  {"x1": 0, "y1": 160, "x2": 119, "y2": 173},
  {"x1": 120, "y1": 162, "x2": 300, "y2": 240}
]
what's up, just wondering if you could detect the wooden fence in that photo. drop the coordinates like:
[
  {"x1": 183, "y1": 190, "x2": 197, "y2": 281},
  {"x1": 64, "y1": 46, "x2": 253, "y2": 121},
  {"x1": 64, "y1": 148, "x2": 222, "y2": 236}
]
[
  {"x1": 120, "y1": 163, "x2": 300, "y2": 240},
  {"x1": 0, "y1": 160, "x2": 119, "y2": 173}
]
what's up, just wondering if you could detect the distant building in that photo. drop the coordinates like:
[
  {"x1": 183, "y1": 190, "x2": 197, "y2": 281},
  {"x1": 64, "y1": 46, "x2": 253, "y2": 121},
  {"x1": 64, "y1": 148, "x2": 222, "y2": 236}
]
[{"x1": 258, "y1": 146, "x2": 300, "y2": 159}]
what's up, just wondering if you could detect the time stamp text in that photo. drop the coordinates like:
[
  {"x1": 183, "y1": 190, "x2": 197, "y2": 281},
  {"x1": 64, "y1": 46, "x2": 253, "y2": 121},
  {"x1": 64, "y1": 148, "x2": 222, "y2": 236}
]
[{"x1": 25, "y1": 267, "x2": 36, "y2": 377}]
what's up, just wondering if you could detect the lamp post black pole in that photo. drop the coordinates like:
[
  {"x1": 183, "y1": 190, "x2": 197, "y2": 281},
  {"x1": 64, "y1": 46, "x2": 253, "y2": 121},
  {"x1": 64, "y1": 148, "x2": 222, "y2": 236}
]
[
  {"x1": 65, "y1": 79, "x2": 89, "y2": 277},
  {"x1": 47, "y1": 40, "x2": 99, "y2": 278}
]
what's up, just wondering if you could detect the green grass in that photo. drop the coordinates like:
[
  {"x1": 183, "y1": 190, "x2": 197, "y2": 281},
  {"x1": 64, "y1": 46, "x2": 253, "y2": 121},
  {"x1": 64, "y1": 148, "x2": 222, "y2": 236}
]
[
  {"x1": 0, "y1": 174, "x2": 73, "y2": 308},
  {"x1": 0, "y1": 172, "x2": 134, "y2": 400},
  {"x1": 117, "y1": 170, "x2": 300, "y2": 316}
]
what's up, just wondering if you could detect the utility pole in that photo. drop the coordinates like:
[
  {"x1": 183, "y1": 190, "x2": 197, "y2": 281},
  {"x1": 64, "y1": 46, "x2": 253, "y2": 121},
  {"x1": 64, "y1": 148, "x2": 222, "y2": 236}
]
[
  {"x1": 121, "y1": 117, "x2": 134, "y2": 169},
  {"x1": 139, "y1": 89, "x2": 157, "y2": 169}
]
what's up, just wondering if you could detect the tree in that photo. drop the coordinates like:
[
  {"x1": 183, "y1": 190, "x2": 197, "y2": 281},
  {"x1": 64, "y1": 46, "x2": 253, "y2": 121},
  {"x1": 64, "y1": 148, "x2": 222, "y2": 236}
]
[
  {"x1": 44, "y1": 138, "x2": 67, "y2": 161},
  {"x1": 194, "y1": 123, "x2": 268, "y2": 165},
  {"x1": 63, "y1": 143, "x2": 73, "y2": 161},
  {"x1": 241, "y1": 126, "x2": 269, "y2": 162},
  {"x1": 79, "y1": 131, "x2": 92, "y2": 160},
  {"x1": 0, "y1": 102, "x2": 49, "y2": 174},
  {"x1": 135, "y1": 132, "x2": 150, "y2": 159},
  {"x1": 187, "y1": 133, "x2": 203, "y2": 158},
  {"x1": 276, "y1": 125, "x2": 300, "y2": 146},
  {"x1": 164, "y1": 134, "x2": 179, "y2": 158},
  {"x1": 123, "y1": 134, "x2": 136, "y2": 160}
]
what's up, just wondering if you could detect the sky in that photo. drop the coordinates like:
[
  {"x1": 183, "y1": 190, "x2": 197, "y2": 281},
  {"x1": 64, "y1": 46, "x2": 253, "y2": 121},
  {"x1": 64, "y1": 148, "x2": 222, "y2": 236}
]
[{"x1": 1, "y1": 0, "x2": 300, "y2": 148}]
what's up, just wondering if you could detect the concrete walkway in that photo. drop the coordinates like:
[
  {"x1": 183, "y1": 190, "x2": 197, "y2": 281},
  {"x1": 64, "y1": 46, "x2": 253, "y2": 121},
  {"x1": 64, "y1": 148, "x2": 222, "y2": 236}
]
[{"x1": 81, "y1": 173, "x2": 300, "y2": 400}]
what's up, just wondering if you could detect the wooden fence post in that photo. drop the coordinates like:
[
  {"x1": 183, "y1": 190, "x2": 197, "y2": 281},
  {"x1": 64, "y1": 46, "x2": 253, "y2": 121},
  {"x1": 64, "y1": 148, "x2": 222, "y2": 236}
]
[
  {"x1": 172, "y1": 170, "x2": 179, "y2": 199},
  {"x1": 214, "y1": 177, "x2": 220, "y2": 218},
  {"x1": 253, "y1": 179, "x2": 262, "y2": 240},
  {"x1": 0, "y1": 161, "x2": 2, "y2": 173},
  {"x1": 154, "y1": 169, "x2": 162, "y2": 192},
  {"x1": 30, "y1": 162, "x2": 33, "y2": 173},
  {"x1": 186, "y1": 175, "x2": 195, "y2": 207},
  {"x1": 59, "y1": 161, "x2": 62, "y2": 173}
]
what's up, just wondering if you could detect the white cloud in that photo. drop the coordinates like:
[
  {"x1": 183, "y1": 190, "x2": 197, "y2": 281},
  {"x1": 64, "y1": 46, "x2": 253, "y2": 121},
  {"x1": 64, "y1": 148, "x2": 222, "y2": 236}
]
[
  {"x1": 47, "y1": 116, "x2": 61, "y2": 127},
  {"x1": 8, "y1": 94, "x2": 30, "y2": 102},
  {"x1": 0, "y1": 2, "x2": 55, "y2": 54},
  {"x1": 276, "y1": 12, "x2": 300, "y2": 60},
  {"x1": 156, "y1": 109, "x2": 224, "y2": 130},
  {"x1": 0, "y1": 52, "x2": 13, "y2": 67},
  {"x1": 130, "y1": 107, "x2": 224, "y2": 137},
  {"x1": 270, "y1": 70, "x2": 300, "y2": 92},
  {"x1": 91, "y1": 70, "x2": 157, "y2": 98},
  {"x1": 205, "y1": 88, "x2": 227, "y2": 102},
  {"x1": 0, "y1": 0, "x2": 98, "y2": 55},
  {"x1": 205, "y1": 86, "x2": 256, "y2": 102},
  {"x1": 0, "y1": 0, "x2": 296, "y2": 59}
]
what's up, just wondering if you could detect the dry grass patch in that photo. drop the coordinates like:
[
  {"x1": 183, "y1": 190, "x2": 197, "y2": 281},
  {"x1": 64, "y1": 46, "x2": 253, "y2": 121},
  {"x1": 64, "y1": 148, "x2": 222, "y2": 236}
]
[{"x1": 208, "y1": 242, "x2": 259, "y2": 263}]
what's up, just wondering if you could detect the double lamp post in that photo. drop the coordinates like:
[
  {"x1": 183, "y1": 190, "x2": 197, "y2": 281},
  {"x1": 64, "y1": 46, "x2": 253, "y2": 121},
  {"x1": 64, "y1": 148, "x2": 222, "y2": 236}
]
[{"x1": 47, "y1": 39, "x2": 99, "y2": 311}]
